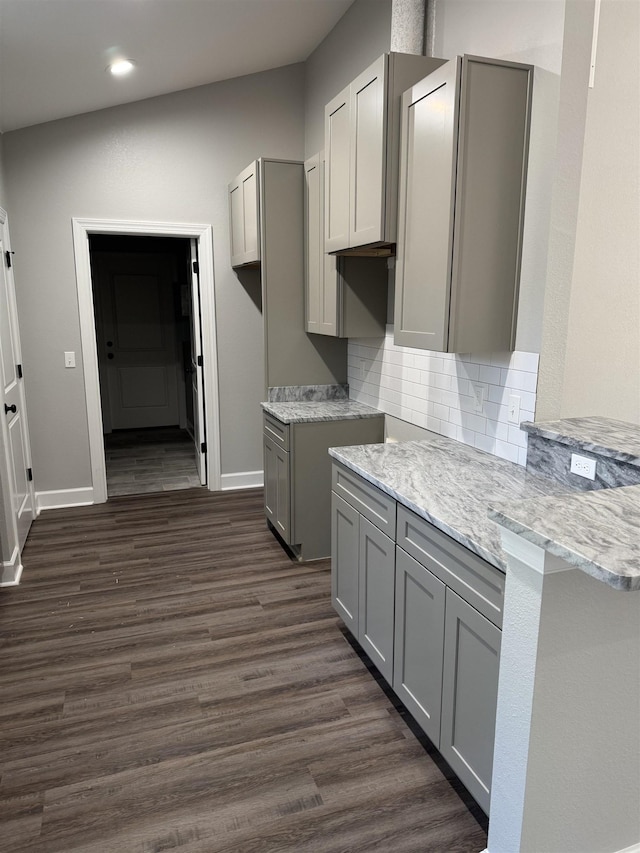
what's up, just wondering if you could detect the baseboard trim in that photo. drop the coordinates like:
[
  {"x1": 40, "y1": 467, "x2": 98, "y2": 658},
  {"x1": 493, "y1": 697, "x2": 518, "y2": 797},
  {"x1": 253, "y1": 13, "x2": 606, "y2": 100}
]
[
  {"x1": 220, "y1": 470, "x2": 263, "y2": 491},
  {"x1": 0, "y1": 547, "x2": 22, "y2": 586},
  {"x1": 36, "y1": 487, "x2": 96, "y2": 512}
]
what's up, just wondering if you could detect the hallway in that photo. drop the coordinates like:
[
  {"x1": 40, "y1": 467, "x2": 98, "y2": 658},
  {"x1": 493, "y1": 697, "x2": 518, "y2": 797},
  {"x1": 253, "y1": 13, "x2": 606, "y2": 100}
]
[{"x1": 104, "y1": 427, "x2": 201, "y2": 496}]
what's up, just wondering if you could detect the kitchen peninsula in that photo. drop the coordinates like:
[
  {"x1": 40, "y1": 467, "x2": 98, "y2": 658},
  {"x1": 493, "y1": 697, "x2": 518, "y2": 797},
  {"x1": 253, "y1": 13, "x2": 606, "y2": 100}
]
[{"x1": 329, "y1": 417, "x2": 640, "y2": 851}]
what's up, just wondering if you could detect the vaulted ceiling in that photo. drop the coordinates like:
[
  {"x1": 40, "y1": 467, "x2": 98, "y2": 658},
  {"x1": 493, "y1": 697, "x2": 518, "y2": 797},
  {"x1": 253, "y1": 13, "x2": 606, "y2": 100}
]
[{"x1": 0, "y1": 0, "x2": 355, "y2": 132}]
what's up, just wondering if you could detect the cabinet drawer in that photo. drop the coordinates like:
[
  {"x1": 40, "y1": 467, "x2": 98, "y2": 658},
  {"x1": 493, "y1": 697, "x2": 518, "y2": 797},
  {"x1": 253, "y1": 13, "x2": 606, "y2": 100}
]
[
  {"x1": 332, "y1": 463, "x2": 396, "y2": 537},
  {"x1": 396, "y1": 505, "x2": 504, "y2": 628},
  {"x1": 263, "y1": 413, "x2": 290, "y2": 451}
]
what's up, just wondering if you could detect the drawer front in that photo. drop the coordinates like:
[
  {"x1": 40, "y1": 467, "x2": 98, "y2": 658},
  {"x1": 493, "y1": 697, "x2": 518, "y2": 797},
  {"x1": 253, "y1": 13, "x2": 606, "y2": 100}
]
[
  {"x1": 263, "y1": 413, "x2": 290, "y2": 451},
  {"x1": 396, "y1": 505, "x2": 504, "y2": 628},
  {"x1": 332, "y1": 463, "x2": 396, "y2": 537}
]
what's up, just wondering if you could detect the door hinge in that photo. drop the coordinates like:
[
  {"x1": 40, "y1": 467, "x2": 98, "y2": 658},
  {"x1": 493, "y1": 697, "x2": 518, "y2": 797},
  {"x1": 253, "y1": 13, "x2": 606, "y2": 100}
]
[
  {"x1": 192, "y1": 260, "x2": 199, "y2": 275},
  {"x1": 16, "y1": 364, "x2": 23, "y2": 379},
  {"x1": 4, "y1": 250, "x2": 14, "y2": 268},
  {"x1": 200, "y1": 442, "x2": 207, "y2": 454},
  {"x1": 27, "y1": 467, "x2": 33, "y2": 482},
  {"x1": 197, "y1": 355, "x2": 203, "y2": 367}
]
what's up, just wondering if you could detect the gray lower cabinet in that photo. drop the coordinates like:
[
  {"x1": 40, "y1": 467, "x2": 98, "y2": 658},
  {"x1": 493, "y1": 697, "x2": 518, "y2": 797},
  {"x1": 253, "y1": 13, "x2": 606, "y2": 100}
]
[
  {"x1": 357, "y1": 517, "x2": 395, "y2": 682},
  {"x1": 264, "y1": 413, "x2": 384, "y2": 561},
  {"x1": 330, "y1": 460, "x2": 504, "y2": 814},
  {"x1": 440, "y1": 588, "x2": 501, "y2": 814},
  {"x1": 393, "y1": 546, "x2": 445, "y2": 746},
  {"x1": 331, "y1": 493, "x2": 360, "y2": 635},
  {"x1": 330, "y1": 492, "x2": 394, "y2": 683},
  {"x1": 263, "y1": 433, "x2": 290, "y2": 543}
]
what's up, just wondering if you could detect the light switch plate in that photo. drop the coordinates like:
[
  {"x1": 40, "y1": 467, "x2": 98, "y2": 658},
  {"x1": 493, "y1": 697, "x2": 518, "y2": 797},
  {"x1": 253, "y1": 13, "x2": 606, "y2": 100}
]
[
  {"x1": 64, "y1": 351, "x2": 76, "y2": 368},
  {"x1": 508, "y1": 395, "x2": 521, "y2": 424}
]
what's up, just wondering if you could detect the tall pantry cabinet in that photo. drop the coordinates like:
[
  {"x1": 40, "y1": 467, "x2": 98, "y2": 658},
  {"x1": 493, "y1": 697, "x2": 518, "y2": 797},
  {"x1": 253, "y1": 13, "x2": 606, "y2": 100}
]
[{"x1": 228, "y1": 158, "x2": 346, "y2": 393}]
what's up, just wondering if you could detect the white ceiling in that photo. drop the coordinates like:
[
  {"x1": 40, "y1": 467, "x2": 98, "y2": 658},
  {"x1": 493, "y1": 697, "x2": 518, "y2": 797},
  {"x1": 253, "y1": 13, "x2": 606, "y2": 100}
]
[{"x1": 0, "y1": 0, "x2": 354, "y2": 133}]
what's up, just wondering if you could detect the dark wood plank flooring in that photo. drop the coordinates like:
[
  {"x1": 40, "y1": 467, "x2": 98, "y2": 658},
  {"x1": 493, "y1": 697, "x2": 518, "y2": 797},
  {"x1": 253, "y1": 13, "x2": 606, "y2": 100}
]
[{"x1": 0, "y1": 488, "x2": 488, "y2": 852}]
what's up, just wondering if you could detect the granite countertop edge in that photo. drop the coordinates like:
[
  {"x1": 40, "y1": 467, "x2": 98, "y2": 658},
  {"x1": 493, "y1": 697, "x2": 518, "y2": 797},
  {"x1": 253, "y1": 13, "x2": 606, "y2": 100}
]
[
  {"x1": 490, "y1": 482, "x2": 640, "y2": 591},
  {"x1": 522, "y1": 420, "x2": 640, "y2": 468},
  {"x1": 487, "y1": 501, "x2": 639, "y2": 592},
  {"x1": 261, "y1": 400, "x2": 383, "y2": 424}
]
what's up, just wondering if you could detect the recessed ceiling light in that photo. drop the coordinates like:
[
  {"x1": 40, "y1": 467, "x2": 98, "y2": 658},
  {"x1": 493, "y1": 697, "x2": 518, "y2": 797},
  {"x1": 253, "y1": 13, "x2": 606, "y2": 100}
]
[{"x1": 109, "y1": 59, "x2": 135, "y2": 77}]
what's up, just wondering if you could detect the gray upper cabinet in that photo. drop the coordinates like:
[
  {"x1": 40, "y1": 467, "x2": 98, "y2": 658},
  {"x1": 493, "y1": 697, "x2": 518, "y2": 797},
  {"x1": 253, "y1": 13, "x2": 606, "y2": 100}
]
[
  {"x1": 305, "y1": 153, "x2": 388, "y2": 339},
  {"x1": 325, "y1": 53, "x2": 446, "y2": 255},
  {"x1": 305, "y1": 153, "x2": 339, "y2": 336},
  {"x1": 228, "y1": 160, "x2": 260, "y2": 267},
  {"x1": 394, "y1": 55, "x2": 533, "y2": 352}
]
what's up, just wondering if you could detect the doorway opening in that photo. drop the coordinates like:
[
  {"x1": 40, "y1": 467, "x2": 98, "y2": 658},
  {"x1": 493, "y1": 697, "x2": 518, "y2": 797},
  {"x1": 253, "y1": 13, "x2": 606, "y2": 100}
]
[
  {"x1": 89, "y1": 235, "x2": 202, "y2": 497},
  {"x1": 72, "y1": 217, "x2": 221, "y2": 505}
]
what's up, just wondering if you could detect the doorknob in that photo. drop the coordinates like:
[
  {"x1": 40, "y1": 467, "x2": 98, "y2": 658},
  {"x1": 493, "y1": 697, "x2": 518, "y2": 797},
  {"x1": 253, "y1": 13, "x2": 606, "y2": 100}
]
[
  {"x1": 107, "y1": 353, "x2": 114, "y2": 360},
  {"x1": 4, "y1": 404, "x2": 17, "y2": 414}
]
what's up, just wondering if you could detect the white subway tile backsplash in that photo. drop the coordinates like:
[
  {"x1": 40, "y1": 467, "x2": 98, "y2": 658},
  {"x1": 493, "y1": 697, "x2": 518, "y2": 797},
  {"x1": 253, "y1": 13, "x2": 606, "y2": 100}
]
[
  {"x1": 348, "y1": 327, "x2": 539, "y2": 467},
  {"x1": 478, "y1": 364, "x2": 503, "y2": 385}
]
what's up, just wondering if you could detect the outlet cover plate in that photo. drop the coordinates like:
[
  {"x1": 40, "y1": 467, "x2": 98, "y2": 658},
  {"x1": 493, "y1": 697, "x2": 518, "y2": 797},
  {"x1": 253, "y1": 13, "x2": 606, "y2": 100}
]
[{"x1": 570, "y1": 453, "x2": 596, "y2": 480}]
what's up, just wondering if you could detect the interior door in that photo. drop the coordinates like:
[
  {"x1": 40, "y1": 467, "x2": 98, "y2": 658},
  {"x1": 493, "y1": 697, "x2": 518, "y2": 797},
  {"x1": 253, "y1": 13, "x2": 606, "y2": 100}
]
[
  {"x1": 0, "y1": 224, "x2": 36, "y2": 552},
  {"x1": 94, "y1": 252, "x2": 180, "y2": 430},
  {"x1": 188, "y1": 239, "x2": 206, "y2": 485}
]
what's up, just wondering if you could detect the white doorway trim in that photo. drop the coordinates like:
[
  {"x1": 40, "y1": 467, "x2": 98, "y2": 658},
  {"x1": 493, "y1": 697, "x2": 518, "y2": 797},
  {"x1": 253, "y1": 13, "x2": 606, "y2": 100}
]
[{"x1": 72, "y1": 217, "x2": 221, "y2": 502}]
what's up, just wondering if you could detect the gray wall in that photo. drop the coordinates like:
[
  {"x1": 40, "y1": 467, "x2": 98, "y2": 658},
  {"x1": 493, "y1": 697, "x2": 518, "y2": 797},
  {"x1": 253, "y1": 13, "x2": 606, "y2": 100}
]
[
  {"x1": 0, "y1": 135, "x2": 7, "y2": 209},
  {"x1": 538, "y1": 0, "x2": 640, "y2": 423},
  {"x1": 433, "y1": 0, "x2": 566, "y2": 353},
  {"x1": 3, "y1": 65, "x2": 305, "y2": 491},
  {"x1": 304, "y1": 0, "x2": 392, "y2": 158}
]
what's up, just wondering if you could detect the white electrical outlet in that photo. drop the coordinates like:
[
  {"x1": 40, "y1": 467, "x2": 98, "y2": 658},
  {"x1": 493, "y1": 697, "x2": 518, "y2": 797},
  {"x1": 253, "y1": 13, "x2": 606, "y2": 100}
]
[
  {"x1": 64, "y1": 351, "x2": 76, "y2": 368},
  {"x1": 508, "y1": 394, "x2": 521, "y2": 424},
  {"x1": 570, "y1": 453, "x2": 596, "y2": 480}
]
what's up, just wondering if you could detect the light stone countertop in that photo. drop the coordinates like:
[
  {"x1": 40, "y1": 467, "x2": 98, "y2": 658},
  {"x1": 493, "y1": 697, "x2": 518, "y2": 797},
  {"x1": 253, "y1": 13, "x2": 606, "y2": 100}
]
[
  {"x1": 261, "y1": 400, "x2": 383, "y2": 424},
  {"x1": 488, "y1": 484, "x2": 640, "y2": 591},
  {"x1": 522, "y1": 416, "x2": 640, "y2": 467},
  {"x1": 329, "y1": 435, "x2": 569, "y2": 572}
]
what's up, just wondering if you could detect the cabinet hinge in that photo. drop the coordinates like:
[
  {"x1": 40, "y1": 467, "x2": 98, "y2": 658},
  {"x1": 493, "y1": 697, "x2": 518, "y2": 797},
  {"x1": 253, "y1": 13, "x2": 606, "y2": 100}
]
[
  {"x1": 200, "y1": 442, "x2": 207, "y2": 454},
  {"x1": 192, "y1": 260, "x2": 199, "y2": 275},
  {"x1": 16, "y1": 364, "x2": 23, "y2": 379},
  {"x1": 197, "y1": 355, "x2": 203, "y2": 367},
  {"x1": 27, "y1": 467, "x2": 33, "y2": 482},
  {"x1": 5, "y1": 250, "x2": 14, "y2": 268}
]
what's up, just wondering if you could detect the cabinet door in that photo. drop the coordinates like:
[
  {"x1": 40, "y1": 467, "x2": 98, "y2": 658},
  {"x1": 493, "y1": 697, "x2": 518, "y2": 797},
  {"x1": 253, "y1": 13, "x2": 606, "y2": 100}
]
[
  {"x1": 440, "y1": 588, "x2": 501, "y2": 814},
  {"x1": 358, "y1": 516, "x2": 395, "y2": 683},
  {"x1": 331, "y1": 492, "x2": 360, "y2": 635},
  {"x1": 393, "y1": 547, "x2": 446, "y2": 746},
  {"x1": 394, "y1": 59, "x2": 460, "y2": 351},
  {"x1": 349, "y1": 54, "x2": 387, "y2": 249},
  {"x1": 263, "y1": 433, "x2": 290, "y2": 543},
  {"x1": 305, "y1": 154, "x2": 338, "y2": 336},
  {"x1": 325, "y1": 86, "x2": 351, "y2": 253},
  {"x1": 229, "y1": 161, "x2": 260, "y2": 267}
]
